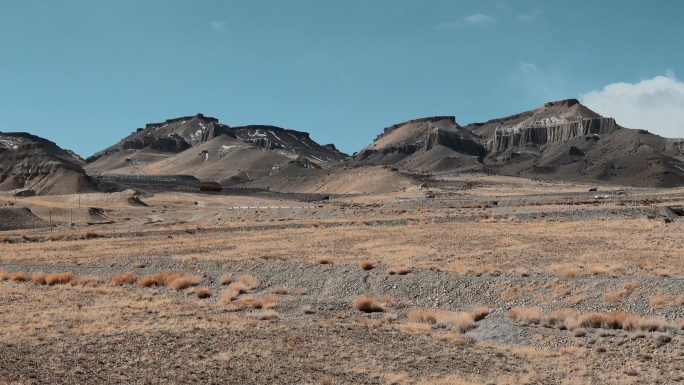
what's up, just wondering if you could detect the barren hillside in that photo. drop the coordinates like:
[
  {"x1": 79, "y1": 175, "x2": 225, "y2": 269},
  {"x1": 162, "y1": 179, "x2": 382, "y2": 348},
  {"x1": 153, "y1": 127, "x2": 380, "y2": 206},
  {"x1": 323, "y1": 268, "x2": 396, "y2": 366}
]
[{"x1": 0, "y1": 132, "x2": 94, "y2": 195}]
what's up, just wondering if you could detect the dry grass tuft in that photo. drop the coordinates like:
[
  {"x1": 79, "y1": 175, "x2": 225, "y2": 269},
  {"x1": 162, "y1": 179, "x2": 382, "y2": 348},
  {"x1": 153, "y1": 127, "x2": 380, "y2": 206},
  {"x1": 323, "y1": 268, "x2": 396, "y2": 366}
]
[
  {"x1": 409, "y1": 309, "x2": 478, "y2": 333},
  {"x1": 468, "y1": 306, "x2": 490, "y2": 321},
  {"x1": 359, "y1": 260, "x2": 375, "y2": 270},
  {"x1": 168, "y1": 276, "x2": 201, "y2": 291},
  {"x1": 0, "y1": 236, "x2": 10, "y2": 244},
  {"x1": 301, "y1": 305, "x2": 315, "y2": 314},
  {"x1": 136, "y1": 272, "x2": 186, "y2": 288},
  {"x1": 31, "y1": 272, "x2": 47, "y2": 285},
  {"x1": 111, "y1": 272, "x2": 137, "y2": 286},
  {"x1": 10, "y1": 271, "x2": 27, "y2": 282},
  {"x1": 587, "y1": 265, "x2": 610, "y2": 276},
  {"x1": 507, "y1": 307, "x2": 543, "y2": 325},
  {"x1": 252, "y1": 295, "x2": 277, "y2": 309},
  {"x1": 271, "y1": 285, "x2": 289, "y2": 295},
  {"x1": 500, "y1": 287, "x2": 520, "y2": 302},
  {"x1": 559, "y1": 267, "x2": 581, "y2": 278},
  {"x1": 195, "y1": 287, "x2": 212, "y2": 299},
  {"x1": 440, "y1": 312, "x2": 476, "y2": 333},
  {"x1": 602, "y1": 281, "x2": 639, "y2": 303},
  {"x1": 0, "y1": 269, "x2": 7, "y2": 280},
  {"x1": 131, "y1": 262, "x2": 145, "y2": 268},
  {"x1": 315, "y1": 256, "x2": 332, "y2": 264},
  {"x1": 649, "y1": 293, "x2": 668, "y2": 309},
  {"x1": 219, "y1": 274, "x2": 234, "y2": 285},
  {"x1": 387, "y1": 266, "x2": 410, "y2": 275},
  {"x1": 70, "y1": 275, "x2": 99, "y2": 287},
  {"x1": 228, "y1": 274, "x2": 259, "y2": 293},
  {"x1": 137, "y1": 274, "x2": 164, "y2": 288},
  {"x1": 45, "y1": 272, "x2": 73, "y2": 285},
  {"x1": 256, "y1": 310, "x2": 279, "y2": 321},
  {"x1": 353, "y1": 295, "x2": 385, "y2": 313},
  {"x1": 408, "y1": 309, "x2": 438, "y2": 323},
  {"x1": 82, "y1": 230, "x2": 103, "y2": 239},
  {"x1": 220, "y1": 288, "x2": 240, "y2": 304}
]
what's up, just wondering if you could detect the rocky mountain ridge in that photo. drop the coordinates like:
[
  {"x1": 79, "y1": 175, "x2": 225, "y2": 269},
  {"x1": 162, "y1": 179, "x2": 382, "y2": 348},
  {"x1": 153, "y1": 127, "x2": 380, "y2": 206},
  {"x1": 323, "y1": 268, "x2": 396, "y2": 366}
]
[{"x1": 2, "y1": 100, "x2": 684, "y2": 195}]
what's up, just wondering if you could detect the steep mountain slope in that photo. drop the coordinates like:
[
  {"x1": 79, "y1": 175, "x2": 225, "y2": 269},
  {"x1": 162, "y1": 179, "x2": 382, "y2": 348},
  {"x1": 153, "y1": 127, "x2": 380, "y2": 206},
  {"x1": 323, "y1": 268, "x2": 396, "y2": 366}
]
[
  {"x1": 85, "y1": 114, "x2": 348, "y2": 184},
  {"x1": 354, "y1": 116, "x2": 486, "y2": 172},
  {"x1": 355, "y1": 100, "x2": 684, "y2": 187},
  {"x1": 0, "y1": 132, "x2": 94, "y2": 195}
]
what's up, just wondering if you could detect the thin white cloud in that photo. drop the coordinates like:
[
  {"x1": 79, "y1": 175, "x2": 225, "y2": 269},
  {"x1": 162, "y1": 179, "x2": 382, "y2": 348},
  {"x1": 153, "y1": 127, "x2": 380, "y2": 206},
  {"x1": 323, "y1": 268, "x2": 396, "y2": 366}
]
[
  {"x1": 580, "y1": 73, "x2": 684, "y2": 139},
  {"x1": 517, "y1": 60, "x2": 538, "y2": 72},
  {"x1": 210, "y1": 21, "x2": 226, "y2": 33},
  {"x1": 517, "y1": 8, "x2": 543, "y2": 21},
  {"x1": 436, "y1": 13, "x2": 496, "y2": 31},
  {"x1": 464, "y1": 13, "x2": 497, "y2": 26}
]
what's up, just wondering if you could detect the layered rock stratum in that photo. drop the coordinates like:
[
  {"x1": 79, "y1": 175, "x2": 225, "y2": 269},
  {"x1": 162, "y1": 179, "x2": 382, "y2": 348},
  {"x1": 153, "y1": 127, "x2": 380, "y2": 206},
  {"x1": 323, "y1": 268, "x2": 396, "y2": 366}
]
[
  {"x1": 0, "y1": 132, "x2": 94, "y2": 195},
  {"x1": 356, "y1": 99, "x2": 684, "y2": 187}
]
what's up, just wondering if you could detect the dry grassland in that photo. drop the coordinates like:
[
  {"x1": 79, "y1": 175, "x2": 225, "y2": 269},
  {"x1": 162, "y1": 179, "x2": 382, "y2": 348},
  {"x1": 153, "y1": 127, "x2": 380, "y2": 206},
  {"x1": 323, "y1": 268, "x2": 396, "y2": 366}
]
[{"x1": 1, "y1": 178, "x2": 683, "y2": 384}]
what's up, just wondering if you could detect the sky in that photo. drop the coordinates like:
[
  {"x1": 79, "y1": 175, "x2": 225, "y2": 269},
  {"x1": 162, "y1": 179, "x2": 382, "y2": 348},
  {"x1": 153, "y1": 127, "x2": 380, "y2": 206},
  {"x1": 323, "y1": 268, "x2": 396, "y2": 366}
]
[{"x1": 1, "y1": 0, "x2": 683, "y2": 158}]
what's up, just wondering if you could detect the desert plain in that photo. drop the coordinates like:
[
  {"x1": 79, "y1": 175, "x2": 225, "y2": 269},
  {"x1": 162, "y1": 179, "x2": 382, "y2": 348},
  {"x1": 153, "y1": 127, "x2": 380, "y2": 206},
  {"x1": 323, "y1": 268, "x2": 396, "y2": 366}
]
[{"x1": 1, "y1": 173, "x2": 683, "y2": 384}]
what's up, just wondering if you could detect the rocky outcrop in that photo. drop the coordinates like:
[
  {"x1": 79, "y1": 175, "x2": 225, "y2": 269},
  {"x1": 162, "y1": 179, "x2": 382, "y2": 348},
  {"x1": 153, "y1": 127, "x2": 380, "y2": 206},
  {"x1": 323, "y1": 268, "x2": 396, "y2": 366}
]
[
  {"x1": 426, "y1": 129, "x2": 485, "y2": 157},
  {"x1": 0, "y1": 132, "x2": 94, "y2": 194},
  {"x1": 86, "y1": 115, "x2": 235, "y2": 163},
  {"x1": 373, "y1": 116, "x2": 456, "y2": 143},
  {"x1": 490, "y1": 117, "x2": 621, "y2": 153},
  {"x1": 355, "y1": 144, "x2": 421, "y2": 161},
  {"x1": 143, "y1": 113, "x2": 219, "y2": 130}
]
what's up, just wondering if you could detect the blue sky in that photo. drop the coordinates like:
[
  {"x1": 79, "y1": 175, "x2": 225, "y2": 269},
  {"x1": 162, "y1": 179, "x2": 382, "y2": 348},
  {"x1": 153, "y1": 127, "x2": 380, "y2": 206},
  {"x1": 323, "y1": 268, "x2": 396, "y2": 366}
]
[{"x1": 1, "y1": 0, "x2": 683, "y2": 158}]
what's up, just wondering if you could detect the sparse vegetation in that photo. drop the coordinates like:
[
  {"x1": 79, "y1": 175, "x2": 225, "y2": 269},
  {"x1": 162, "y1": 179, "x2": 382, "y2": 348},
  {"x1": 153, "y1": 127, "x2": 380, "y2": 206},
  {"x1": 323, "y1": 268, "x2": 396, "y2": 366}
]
[
  {"x1": 219, "y1": 274, "x2": 234, "y2": 285},
  {"x1": 649, "y1": 293, "x2": 668, "y2": 309},
  {"x1": 9, "y1": 271, "x2": 27, "y2": 282},
  {"x1": 31, "y1": 272, "x2": 47, "y2": 285},
  {"x1": 136, "y1": 272, "x2": 186, "y2": 288},
  {"x1": 506, "y1": 307, "x2": 543, "y2": 326},
  {"x1": 271, "y1": 285, "x2": 289, "y2": 294},
  {"x1": 82, "y1": 231, "x2": 103, "y2": 239},
  {"x1": 353, "y1": 295, "x2": 385, "y2": 313},
  {"x1": 45, "y1": 272, "x2": 74, "y2": 286},
  {"x1": 315, "y1": 256, "x2": 332, "y2": 264},
  {"x1": 251, "y1": 295, "x2": 277, "y2": 309},
  {"x1": 507, "y1": 306, "x2": 676, "y2": 334},
  {"x1": 195, "y1": 287, "x2": 212, "y2": 299},
  {"x1": 387, "y1": 266, "x2": 410, "y2": 275},
  {"x1": 228, "y1": 274, "x2": 259, "y2": 293},
  {"x1": 111, "y1": 272, "x2": 137, "y2": 286},
  {"x1": 168, "y1": 276, "x2": 201, "y2": 291},
  {"x1": 359, "y1": 260, "x2": 375, "y2": 270},
  {"x1": 301, "y1": 305, "x2": 315, "y2": 314},
  {"x1": 255, "y1": 310, "x2": 279, "y2": 321},
  {"x1": 2, "y1": 175, "x2": 684, "y2": 383},
  {"x1": 220, "y1": 288, "x2": 240, "y2": 303}
]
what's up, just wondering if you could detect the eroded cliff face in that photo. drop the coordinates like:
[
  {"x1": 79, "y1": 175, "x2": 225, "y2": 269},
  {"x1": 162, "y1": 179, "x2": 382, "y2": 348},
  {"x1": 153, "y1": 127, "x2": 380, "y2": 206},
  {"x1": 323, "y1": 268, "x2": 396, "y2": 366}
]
[
  {"x1": 86, "y1": 115, "x2": 234, "y2": 163},
  {"x1": 426, "y1": 129, "x2": 485, "y2": 157},
  {"x1": 354, "y1": 116, "x2": 485, "y2": 162},
  {"x1": 489, "y1": 117, "x2": 621, "y2": 153},
  {"x1": 0, "y1": 132, "x2": 93, "y2": 194}
]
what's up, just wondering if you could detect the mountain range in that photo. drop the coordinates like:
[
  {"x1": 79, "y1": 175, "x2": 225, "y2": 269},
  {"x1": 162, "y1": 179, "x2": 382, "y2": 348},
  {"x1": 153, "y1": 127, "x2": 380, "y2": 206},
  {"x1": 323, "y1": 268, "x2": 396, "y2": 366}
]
[{"x1": 2, "y1": 99, "x2": 683, "y2": 195}]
